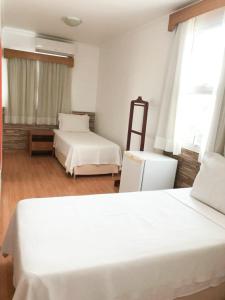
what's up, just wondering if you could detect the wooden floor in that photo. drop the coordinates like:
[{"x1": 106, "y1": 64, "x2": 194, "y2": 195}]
[{"x1": 0, "y1": 150, "x2": 117, "y2": 300}]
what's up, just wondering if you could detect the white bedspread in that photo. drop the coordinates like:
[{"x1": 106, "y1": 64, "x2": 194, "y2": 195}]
[
  {"x1": 3, "y1": 189, "x2": 225, "y2": 300},
  {"x1": 53, "y1": 130, "x2": 122, "y2": 174}
]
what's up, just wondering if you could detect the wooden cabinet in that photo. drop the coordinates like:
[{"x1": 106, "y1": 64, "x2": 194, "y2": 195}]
[{"x1": 29, "y1": 130, "x2": 54, "y2": 156}]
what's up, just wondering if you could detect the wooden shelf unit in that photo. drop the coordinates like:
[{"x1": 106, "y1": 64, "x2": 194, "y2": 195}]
[{"x1": 29, "y1": 129, "x2": 54, "y2": 156}]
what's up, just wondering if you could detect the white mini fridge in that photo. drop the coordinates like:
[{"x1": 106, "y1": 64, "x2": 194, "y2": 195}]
[{"x1": 119, "y1": 151, "x2": 178, "y2": 193}]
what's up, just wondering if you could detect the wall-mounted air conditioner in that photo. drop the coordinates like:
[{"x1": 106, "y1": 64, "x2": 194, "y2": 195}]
[{"x1": 35, "y1": 37, "x2": 75, "y2": 57}]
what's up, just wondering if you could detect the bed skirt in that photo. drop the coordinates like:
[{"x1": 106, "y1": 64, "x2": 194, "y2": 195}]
[{"x1": 55, "y1": 149, "x2": 119, "y2": 176}]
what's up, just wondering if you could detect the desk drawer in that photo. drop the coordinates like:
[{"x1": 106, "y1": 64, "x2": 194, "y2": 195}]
[
  {"x1": 31, "y1": 141, "x2": 53, "y2": 151},
  {"x1": 32, "y1": 135, "x2": 54, "y2": 142}
]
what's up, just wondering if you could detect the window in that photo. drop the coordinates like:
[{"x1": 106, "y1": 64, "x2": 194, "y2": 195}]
[
  {"x1": 177, "y1": 10, "x2": 225, "y2": 152},
  {"x1": 4, "y1": 50, "x2": 73, "y2": 125}
]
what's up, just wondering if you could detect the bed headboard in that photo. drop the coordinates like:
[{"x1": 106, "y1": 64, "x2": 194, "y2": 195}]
[
  {"x1": 2, "y1": 110, "x2": 96, "y2": 150},
  {"x1": 72, "y1": 111, "x2": 95, "y2": 132}
]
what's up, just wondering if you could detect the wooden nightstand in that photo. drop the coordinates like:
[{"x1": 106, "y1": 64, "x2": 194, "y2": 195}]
[{"x1": 29, "y1": 130, "x2": 54, "y2": 156}]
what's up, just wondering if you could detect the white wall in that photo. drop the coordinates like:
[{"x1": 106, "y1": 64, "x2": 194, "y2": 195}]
[
  {"x1": 2, "y1": 27, "x2": 99, "y2": 112},
  {"x1": 96, "y1": 15, "x2": 173, "y2": 150},
  {"x1": 72, "y1": 43, "x2": 99, "y2": 112}
]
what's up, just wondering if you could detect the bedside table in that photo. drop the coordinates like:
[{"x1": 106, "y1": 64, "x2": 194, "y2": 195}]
[{"x1": 29, "y1": 129, "x2": 54, "y2": 156}]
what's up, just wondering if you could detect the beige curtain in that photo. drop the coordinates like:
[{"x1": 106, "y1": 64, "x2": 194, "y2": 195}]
[
  {"x1": 5, "y1": 58, "x2": 37, "y2": 124},
  {"x1": 37, "y1": 62, "x2": 72, "y2": 125}
]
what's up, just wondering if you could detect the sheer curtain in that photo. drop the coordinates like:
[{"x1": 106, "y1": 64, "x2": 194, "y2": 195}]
[
  {"x1": 204, "y1": 54, "x2": 225, "y2": 157},
  {"x1": 37, "y1": 62, "x2": 72, "y2": 125},
  {"x1": 155, "y1": 9, "x2": 225, "y2": 158},
  {"x1": 191, "y1": 9, "x2": 225, "y2": 160},
  {"x1": 154, "y1": 19, "x2": 195, "y2": 155},
  {"x1": 5, "y1": 58, "x2": 37, "y2": 124}
]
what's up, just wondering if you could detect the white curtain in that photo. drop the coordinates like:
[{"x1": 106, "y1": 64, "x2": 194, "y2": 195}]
[
  {"x1": 5, "y1": 58, "x2": 38, "y2": 124},
  {"x1": 37, "y1": 62, "x2": 72, "y2": 125},
  {"x1": 203, "y1": 54, "x2": 225, "y2": 157},
  {"x1": 154, "y1": 19, "x2": 195, "y2": 155}
]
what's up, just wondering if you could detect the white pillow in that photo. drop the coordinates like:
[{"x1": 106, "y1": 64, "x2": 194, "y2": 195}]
[
  {"x1": 191, "y1": 152, "x2": 225, "y2": 213},
  {"x1": 58, "y1": 113, "x2": 90, "y2": 132}
]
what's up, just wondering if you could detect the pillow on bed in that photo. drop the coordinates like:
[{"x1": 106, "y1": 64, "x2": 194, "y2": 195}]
[
  {"x1": 191, "y1": 152, "x2": 225, "y2": 213},
  {"x1": 58, "y1": 113, "x2": 90, "y2": 132}
]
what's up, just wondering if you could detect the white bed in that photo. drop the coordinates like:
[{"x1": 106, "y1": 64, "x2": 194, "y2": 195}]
[
  {"x1": 3, "y1": 188, "x2": 225, "y2": 300},
  {"x1": 53, "y1": 129, "x2": 122, "y2": 176}
]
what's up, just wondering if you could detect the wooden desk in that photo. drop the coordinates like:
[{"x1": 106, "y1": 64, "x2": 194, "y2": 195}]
[{"x1": 29, "y1": 129, "x2": 54, "y2": 156}]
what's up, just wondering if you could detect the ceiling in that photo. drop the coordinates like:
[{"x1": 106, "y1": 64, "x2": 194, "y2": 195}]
[{"x1": 3, "y1": 0, "x2": 194, "y2": 45}]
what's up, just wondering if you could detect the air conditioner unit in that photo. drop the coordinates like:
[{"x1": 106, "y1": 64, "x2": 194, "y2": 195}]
[{"x1": 35, "y1": 37, "x2": 75, "y2": 57}]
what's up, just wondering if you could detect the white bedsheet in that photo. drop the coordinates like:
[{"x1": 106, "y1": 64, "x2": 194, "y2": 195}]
[
  {"x1": 167, "y1": 188, "x2": 225, "y2": 229},
  {"x1": 53, "y1": 130, "x2": 122, "y2": 174},
  {"x1": 3, "y1": 189, "x2": 225, "y2": 300}
]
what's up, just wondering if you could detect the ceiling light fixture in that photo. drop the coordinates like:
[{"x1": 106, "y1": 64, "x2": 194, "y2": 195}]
[{"x1": 62, "y1": 16, "x2": 82, "y2": 27}]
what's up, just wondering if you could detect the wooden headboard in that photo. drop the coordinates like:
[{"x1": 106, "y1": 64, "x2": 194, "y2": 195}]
[
  {"x1": 72, "y1": 111, "x2": 95, "y2": 132},
  {"x1": 3, "y1": 109, "x2": 96, "y2": 150}
]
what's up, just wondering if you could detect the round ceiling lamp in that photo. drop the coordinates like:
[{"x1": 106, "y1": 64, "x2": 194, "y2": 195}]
[{"x1": 62, "y1": 16, "x2": 82, "y2": 27}]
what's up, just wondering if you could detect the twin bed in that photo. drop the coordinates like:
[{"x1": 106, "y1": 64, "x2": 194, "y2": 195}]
[
  {"x1": 53, "y1": 113, "x2": 122, "y2": 176},
  {"x1": 3, "y1": 187, "x2": 225, "y2": 300},
  {"x1": 54, "y1": 130, "x2": 121, "y2": 176}
]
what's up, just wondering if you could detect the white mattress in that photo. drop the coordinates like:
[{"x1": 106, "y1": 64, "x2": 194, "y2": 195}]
[
  {"x1": 3, "y1": 188, "x2": 225, "y2": 300},
  {"x1": 53, "y1": 130, "x2": 122, "y2": 174}
]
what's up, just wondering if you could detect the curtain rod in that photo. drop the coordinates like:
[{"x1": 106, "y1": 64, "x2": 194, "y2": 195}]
[{"x1": 4, "y1": 48, "x2": 74, "y2": 68}]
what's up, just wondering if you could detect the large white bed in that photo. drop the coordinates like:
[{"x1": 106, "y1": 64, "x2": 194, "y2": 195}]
[
  {"x1": 53, "y1": 129, "x2": 122, "y2": 176},
  {"x1": 3, "y1": 188, "x2": 225, "y2": 300}
]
